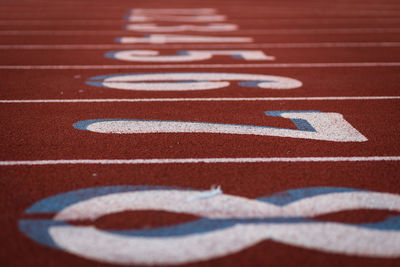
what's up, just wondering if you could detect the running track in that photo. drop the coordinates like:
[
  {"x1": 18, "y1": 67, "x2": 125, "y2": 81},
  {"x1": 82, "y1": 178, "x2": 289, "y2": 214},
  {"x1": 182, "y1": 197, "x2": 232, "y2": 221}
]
[{"x1": 1, "y1": 0, "x2": 400, "y2": 266}]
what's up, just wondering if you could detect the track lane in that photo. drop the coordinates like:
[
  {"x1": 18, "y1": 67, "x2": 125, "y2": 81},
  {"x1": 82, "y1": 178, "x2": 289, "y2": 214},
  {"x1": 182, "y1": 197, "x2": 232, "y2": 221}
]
[
  {"x1": 1, "y1": 100, "x2": 399, "y2": 160},
  {"x1": 2, "y1": 160, "x2": 400, "y2": 266},
  {"x1": 3, "y1": 33, "x2": 400, "y2": 45},
  {"x1": 1, "y1": 67, "x2": 399, "y2": 99},
  {"x1": 1, "y1": 47, "x2": 400, "y2": 64}
]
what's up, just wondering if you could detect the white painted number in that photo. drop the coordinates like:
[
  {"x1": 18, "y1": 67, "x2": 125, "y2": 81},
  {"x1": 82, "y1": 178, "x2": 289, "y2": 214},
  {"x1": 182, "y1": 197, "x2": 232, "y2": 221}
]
[
  {"x1": 117, "y1": 34, "x2": 252, "y2": 44},
  {"x1": 22, "y1": 186, "x2": 398, "y2": 265},
  {"x1": 86, "y1": 73, "x2": 301, "y2": 91},
  {"x1": 130, "y1": 8, "x2": 217, "y2": 15},
  {"x1": 106, "y1": 50, "x2": 274, "y2": 62},
  {"x1": 127, "y1": 15, "x2": 226, "y2": 22},
  {"x1": 125, "y1": 23, "x2": 238, "y2": 32}
]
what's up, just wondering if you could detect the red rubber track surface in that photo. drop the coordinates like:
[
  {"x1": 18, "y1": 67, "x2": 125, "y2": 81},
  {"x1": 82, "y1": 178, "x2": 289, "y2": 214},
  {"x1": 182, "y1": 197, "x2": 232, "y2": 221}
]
[{"x1": 1, "y1": 0, "x2": 400, "y2": 267}]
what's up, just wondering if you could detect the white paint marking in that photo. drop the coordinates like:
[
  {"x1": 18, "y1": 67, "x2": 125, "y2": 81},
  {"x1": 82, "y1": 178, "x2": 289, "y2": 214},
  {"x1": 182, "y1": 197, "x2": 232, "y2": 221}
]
[
  {"x1": 126, "y1": 15, "x2": 227, "y2": 23},
  {"x1": 1, "y1": 62, "x2": 399, "y2": 70},
  {"x1": 79, "y1": 112, "x2": 367, "y2": 142},
  {"x1": 0, "y1": 18, "x2": 399, "y2": 26},
  {"x1": 48, "y1": 189, "x2": 400, "y2": 264},
  {"x1": 130, "y1": 8, "x2": 217, "y2": 15},
  {"x1": 91, "y1": 73, "x2": 301, "y2": 91},
  {"x1": 242, "y1": 28, "x2": 400, "y2": 34},
  {"x1": 1, "y1": 157, "x2": 399, "y2": 166},
  {"x1": 1, "y1": 42, "x2": 399, "y2": 50},
  {"x1": 117, "y1": 34, "x2": 252, "y2": 44},
  {"x1": 125, "y1": 23, "x2": 238, "y2": 32},
  {"x1": 1, "y1": 96, "x2": 400, "y2": 104},
  {"x1": 107, "y1": 50, "x2": 274, "y2": 62}
]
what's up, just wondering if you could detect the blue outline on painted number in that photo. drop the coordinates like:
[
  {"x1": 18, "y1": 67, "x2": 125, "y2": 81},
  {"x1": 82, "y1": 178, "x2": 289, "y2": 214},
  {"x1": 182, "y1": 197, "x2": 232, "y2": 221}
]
[{"x1": 104, "y1": 51, "x2": 120, "y2": 60}]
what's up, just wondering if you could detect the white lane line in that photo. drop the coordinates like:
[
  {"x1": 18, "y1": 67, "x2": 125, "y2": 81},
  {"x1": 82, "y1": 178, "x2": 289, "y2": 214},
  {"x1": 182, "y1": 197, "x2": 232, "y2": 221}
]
[
  {"x1": 1, "y1": 42, "x2": 400, "y2": 50},
  {"x1": 0, "y1": 18, "x2": 400, "y2": 25},
  {"x1": 1, "y1": 62, "x2": 399, "y2": 70},
  {"x1": 1, "y1": 96, "x2": 400, "y2": 104},
  {"x1": 2, "y1": 4, "x2": 400, "y2": 10},
  {"x1": 2, "y1": 28, "x2": 400, "y2": 35},
  {"x1": 241, "y1": 28, "x2": 400, "y2": 34},
  {"x1": 3, "y1": 8, "x2": 400, "y2": 13},
  {"x1": 1, "y1": 156, "x2": 400, "y2": 166}
]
